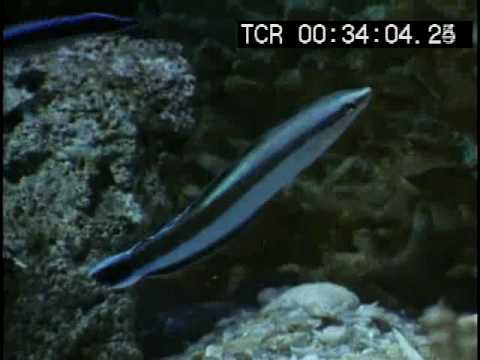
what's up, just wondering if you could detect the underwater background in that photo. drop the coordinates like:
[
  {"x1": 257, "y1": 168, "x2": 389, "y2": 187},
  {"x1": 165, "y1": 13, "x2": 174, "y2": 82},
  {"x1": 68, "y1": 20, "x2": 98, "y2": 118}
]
[{"x1": 3, "y1": 0, "x2": 477, "y2": 359}]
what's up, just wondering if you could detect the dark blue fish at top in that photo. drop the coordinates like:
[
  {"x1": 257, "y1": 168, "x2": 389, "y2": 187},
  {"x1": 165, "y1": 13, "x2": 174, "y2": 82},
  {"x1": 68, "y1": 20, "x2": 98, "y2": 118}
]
[{"x1": 3, "y1": 12, "x2": 138, "y2": 47}]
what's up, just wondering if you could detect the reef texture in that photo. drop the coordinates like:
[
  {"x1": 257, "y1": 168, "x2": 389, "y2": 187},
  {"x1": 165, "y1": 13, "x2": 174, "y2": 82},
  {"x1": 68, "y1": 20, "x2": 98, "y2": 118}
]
[
  {"x1": 420, "y1": 303, "x2": 477, "y2": 360},
  {"x1": 164, "y1": 282, "x2": 438, "y2": 360},
  {"x1": 4, "y1": 34, "x2": 195, "y2": 360}
]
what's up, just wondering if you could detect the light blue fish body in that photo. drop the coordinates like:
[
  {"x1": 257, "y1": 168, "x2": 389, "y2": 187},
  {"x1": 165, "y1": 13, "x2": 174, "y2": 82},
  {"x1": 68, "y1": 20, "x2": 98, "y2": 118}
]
[{"x1": 89, "y1": 87, "x2": 372, "y2": 288}]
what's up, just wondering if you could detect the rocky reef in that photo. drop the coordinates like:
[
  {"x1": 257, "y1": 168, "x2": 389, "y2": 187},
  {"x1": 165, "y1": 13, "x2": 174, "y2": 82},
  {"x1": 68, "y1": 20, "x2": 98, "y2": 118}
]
[
  {"x1": 161, "y1": 282, "x2": 475, "y2": 360},
  {"x1": 4, "y1": 34, "x2": 195, "y2": 360}
]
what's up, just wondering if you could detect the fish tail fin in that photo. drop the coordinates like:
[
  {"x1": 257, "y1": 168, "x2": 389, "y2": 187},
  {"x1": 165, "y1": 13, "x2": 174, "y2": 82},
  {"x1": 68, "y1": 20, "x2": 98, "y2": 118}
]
[{"x1": 88, "y1": 250, "x2": 142, "y2": 289}]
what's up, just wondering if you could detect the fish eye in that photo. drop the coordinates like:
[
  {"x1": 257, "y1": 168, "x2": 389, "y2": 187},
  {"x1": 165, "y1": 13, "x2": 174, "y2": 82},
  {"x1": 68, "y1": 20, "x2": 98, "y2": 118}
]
[
  {"x1": 347, "y1": 102, "x2": 357, "y2": 109},
  {"x1": 344, "y1": 102, "x2": 357, "y2": 113}
]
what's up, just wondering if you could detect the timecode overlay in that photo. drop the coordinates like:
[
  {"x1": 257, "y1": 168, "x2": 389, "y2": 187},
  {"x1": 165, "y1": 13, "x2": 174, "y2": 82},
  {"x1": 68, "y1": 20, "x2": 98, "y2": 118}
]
[{"x1": 237, "y1": 21, "x2": 473, "y2": 48}]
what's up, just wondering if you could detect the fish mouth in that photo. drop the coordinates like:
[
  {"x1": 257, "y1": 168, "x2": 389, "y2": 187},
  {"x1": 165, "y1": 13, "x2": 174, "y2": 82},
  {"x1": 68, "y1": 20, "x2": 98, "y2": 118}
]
[
  {"x1": 359, "y1": 86, "x2": 372, "y2": 99},
  {"x1": 354, "y1": 86, "x2": 373, "y2": 109},
  {"x1": 345, "y1": 86, "x2": 372, "y2": 119}
]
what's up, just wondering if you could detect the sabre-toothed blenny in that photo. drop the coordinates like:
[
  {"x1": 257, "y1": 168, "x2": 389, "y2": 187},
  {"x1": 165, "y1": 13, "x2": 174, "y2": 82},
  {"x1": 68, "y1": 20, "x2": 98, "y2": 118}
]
[{"x1": 89, "y1": 87, "x2": 372, "y2": 289}]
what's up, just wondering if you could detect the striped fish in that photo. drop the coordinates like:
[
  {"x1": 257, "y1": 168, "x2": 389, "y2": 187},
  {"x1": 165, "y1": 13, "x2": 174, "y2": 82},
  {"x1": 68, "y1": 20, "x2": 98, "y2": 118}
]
[
  {"x1": 89, "y1": 87, "x2": 372, "y2": 288},
  {"x1": 4, "y1": 12, "x2": 137, "y2": 48}
]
